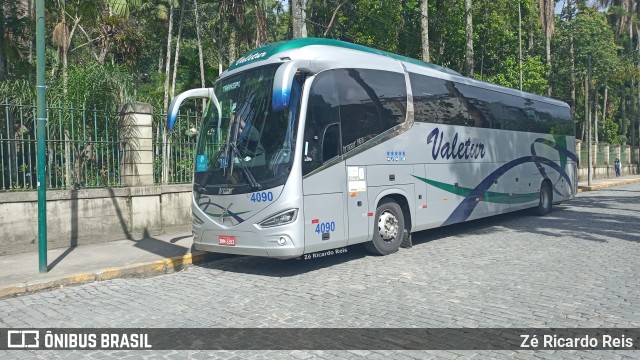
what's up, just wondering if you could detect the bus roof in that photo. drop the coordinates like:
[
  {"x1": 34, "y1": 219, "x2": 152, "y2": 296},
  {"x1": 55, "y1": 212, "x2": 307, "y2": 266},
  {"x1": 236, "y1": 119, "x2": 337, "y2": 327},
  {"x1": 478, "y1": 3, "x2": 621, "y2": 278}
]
[
  {"x1": 227, "y1": 37, "x2": 461, "y2": 76},
  {"x1": 225, "y1": 38, "x2": 569, "y2": 109}
]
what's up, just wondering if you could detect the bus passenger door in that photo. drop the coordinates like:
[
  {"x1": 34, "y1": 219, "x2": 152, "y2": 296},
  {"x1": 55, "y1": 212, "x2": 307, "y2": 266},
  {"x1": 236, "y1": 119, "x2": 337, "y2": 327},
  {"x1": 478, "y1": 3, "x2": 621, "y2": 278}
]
[
  {"x1": 302, "y1": 122, "x2": 348, "y2": 253},
  {"x1": 346, "y1": 166, "x2": 369, "y2": 245}
]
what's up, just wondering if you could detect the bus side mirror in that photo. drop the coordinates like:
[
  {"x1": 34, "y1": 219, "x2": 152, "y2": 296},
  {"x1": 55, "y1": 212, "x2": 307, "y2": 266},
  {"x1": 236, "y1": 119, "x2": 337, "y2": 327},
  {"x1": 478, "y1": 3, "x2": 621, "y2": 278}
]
[{"x1": 167, "y1": 88, "x2": 215, "y2": 131}]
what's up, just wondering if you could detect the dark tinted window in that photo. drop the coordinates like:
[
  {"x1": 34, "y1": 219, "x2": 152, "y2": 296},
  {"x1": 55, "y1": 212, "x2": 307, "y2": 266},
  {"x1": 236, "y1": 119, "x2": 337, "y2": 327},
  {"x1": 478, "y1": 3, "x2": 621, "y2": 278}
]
[
  {"x1": 410, "y1": 72, "x2": 574, "y2": 136},
  {"x1": 412, "y1": 75, "x2": 489, "y2": 127},
  {"x1": 302, "y1": 70, "x2": 341, "y2": 175},
  {"x1": 336, "y1": 69, "x2": 407, "y2": 153}
]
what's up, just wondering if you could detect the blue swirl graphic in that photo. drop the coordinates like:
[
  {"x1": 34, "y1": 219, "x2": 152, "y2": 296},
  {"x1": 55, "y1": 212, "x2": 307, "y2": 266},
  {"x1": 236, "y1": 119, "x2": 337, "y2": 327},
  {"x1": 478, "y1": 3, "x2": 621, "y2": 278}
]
[
  {"x1": 442, "y1": 137, "x2": 577, "y2": 226},
  {"x1": 197, "y1": 198, "x2": 246, "y2": 224}
]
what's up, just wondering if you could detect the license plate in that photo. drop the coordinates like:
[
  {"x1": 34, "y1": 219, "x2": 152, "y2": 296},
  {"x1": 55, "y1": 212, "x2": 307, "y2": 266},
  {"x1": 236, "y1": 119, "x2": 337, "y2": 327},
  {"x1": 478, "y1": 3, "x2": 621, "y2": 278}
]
[{"x1": 218, "y1": 235, "x2": 236, "y2": 246}]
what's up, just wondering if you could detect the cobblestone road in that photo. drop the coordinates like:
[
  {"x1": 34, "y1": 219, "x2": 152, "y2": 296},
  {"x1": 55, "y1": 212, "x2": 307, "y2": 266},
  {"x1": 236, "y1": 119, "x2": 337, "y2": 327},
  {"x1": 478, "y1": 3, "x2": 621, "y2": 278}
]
[{"x1": 1, "y1": 184, "x2": 640, "y2": 359}]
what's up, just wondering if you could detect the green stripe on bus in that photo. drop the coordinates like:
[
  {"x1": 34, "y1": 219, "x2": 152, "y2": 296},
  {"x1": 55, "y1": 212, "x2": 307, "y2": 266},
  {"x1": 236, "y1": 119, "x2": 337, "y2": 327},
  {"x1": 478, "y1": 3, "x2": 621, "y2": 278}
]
[{"x1": 412, "y1": 175, "x2": 539, "y2": 204}]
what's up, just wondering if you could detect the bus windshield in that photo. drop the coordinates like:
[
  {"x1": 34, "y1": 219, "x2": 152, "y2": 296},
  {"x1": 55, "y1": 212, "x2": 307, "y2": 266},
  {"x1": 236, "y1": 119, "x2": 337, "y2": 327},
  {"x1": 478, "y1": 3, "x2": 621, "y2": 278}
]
[{"x1": 194, "y1": 64, "x2": 302, "y2": 195}]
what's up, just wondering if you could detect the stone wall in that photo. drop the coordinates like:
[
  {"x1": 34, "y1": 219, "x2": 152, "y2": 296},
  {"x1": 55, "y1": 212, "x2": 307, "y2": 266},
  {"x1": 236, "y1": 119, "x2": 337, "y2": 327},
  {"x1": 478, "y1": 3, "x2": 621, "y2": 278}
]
[
  {"x1": 577, "y1": 164, "x2": 639, "y2": 181},
  {"x1": 0, "y1": 185, "x2": 192, "y2": 256}
]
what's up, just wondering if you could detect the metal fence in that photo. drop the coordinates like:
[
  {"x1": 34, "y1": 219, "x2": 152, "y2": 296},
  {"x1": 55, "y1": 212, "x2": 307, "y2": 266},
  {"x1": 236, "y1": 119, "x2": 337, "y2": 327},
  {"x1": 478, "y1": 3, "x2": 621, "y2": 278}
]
[
  {"x1": 1, "y1": 99, "x2": 123, "y2": 191},
  {"x1": 1, "y1": 99, "x2": 204, "y2": 192},
  {"x1": 152, "y1": 109, "x2": 203, "y2": 185},
  {"x1": 596, "y1": 146, "x2": 608, "y2": 165}
]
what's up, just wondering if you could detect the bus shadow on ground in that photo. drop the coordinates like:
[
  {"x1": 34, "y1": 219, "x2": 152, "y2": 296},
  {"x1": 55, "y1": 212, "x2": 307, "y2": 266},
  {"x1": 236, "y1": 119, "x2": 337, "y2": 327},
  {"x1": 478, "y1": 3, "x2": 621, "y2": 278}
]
[
  {"x1": 509, "y1": 200, "x2": 640, "y2": 243},
  {"x1": 196, "y1": 244, "x2": 370, "y2": 277},
  {"x1": 196, "y1": 215, "x2": 514, "y2": 277}
]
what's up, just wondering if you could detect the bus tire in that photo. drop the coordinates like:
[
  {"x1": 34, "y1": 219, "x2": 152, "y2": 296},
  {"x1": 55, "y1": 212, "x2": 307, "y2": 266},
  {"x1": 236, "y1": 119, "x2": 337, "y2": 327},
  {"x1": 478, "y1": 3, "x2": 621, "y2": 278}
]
[
  {"x1": 365, "y1": 199, "x2": 405, "y2": 256},
  {"x1": 534, "y1": 182, "x2": 552, "y2": 216}
]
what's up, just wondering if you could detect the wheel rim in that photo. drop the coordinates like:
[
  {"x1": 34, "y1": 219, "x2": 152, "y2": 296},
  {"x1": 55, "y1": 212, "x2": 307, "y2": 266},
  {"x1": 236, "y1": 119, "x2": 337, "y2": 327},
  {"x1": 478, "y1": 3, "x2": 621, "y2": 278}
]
[
  {"x1": 541, "y1": 186, "x2": 550, "y2": 209},
  {"x1": 378, "y1": 210, "x2": 399, "y2": 241}
]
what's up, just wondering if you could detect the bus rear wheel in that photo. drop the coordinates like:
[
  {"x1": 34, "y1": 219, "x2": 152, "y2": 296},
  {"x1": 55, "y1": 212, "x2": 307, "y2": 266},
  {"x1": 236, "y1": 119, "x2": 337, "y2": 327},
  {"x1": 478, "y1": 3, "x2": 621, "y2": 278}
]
[
  {"x1": 534, "y1": 182, "x2": 552, "y2": 216},
  {"x1": 365, "y1": 199, "x2": 404, "y2": 256}
]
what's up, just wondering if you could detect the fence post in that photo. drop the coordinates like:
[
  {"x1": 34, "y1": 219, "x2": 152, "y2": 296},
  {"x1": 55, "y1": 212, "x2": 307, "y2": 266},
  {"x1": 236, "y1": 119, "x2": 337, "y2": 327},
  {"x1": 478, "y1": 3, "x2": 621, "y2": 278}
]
[
  {"x1": 120, "y1": 102, "x2": 154, "y2": 186},
  {"x1": 624, "y1": 145, "x2": 631, "y2": 164}
]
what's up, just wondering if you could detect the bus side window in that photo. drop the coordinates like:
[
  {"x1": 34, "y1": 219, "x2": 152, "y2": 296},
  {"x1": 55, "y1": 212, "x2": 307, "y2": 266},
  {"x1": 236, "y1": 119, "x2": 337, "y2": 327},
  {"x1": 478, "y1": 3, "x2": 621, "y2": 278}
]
[
  {"x1": 321, "y1": 123, "x2": 341, "y2": 162},
  {"x1": 303, "y1": 70, "x2": 341, "y2": 176},
  {"x1": 337, "y1": 69, "x2": 407, "y2": 153}
]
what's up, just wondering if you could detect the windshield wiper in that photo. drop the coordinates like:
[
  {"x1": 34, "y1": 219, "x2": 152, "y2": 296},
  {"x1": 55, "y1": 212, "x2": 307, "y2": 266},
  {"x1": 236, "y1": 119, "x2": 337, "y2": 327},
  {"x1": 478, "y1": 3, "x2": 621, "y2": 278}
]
[{"x1": 230, "y1": 143, "x2": 262, "y2": 191}]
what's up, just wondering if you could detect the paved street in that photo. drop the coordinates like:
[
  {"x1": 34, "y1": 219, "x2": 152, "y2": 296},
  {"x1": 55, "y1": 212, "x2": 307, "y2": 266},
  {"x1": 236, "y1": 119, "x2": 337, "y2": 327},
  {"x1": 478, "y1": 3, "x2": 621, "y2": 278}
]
[{"x1": 1, "y1": 183, "x2": 640, "y2": 359}]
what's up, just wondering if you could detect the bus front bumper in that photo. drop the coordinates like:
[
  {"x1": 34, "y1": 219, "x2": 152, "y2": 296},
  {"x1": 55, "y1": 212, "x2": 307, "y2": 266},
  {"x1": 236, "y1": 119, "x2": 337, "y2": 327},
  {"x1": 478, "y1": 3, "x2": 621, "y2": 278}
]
[{"x1": 193, "y1": 228, "x2": 304, "y2": 259}]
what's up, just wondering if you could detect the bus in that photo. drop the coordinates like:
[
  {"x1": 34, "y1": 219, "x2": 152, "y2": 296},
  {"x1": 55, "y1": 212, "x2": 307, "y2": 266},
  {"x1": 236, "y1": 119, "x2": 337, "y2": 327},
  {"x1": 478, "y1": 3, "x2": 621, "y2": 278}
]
[{"x1": 167, "y1": 38, "x2": 578, "y2": 259}]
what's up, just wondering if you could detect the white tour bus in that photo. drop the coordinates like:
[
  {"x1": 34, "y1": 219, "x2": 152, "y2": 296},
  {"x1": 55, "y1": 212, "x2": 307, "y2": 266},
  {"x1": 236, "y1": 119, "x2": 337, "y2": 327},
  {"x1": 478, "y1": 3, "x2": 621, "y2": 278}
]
[{"x1": 167, "y1": 38, "x2": 578, "y2": 258}]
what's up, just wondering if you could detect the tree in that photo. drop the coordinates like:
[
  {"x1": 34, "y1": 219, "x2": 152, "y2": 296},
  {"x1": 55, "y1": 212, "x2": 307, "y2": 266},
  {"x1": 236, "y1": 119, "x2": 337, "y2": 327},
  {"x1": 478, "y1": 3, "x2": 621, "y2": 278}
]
[
  {"x1": 552, "y1": 9, "x2": 619, "y2": 141},
  {"x1": 464, "y1": 0, "x2": 473, "y2": 76},
  {"x1": 292, "y1": 0, "x2": 307, "y2": 38},
  {"x1": 421, "y1": 0, "x2": 430, "y2": 62},
  {"x1": 539, "y1": 0, "x2": 554, "y2": 95}
]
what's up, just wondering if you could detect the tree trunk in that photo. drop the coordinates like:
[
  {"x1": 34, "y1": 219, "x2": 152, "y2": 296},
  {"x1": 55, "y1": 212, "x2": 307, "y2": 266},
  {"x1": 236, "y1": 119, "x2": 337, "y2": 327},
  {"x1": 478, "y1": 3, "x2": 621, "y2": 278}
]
[
  {"x1": 292, "y1": 0, "x2": 305, "y2": 38},
  {"x1": 254, "y1": 0, "x2": 268, "y2": 47},
  {"x1": 162, "y1": 3, "x2": 175, "y2": 184},
  {"x1": 569, "y1": 0, "x2": 576, "y2": 116},
  {"x1": 301, "y1": 0, "x2": 307, "y2": 37},
  {"x1": 631, "y1": 79, "x2": 636, "y2": 151},
  {"x1": 464, "y1": 0, "x2": 473, "y2": 77},
  {"x1": 165, "y1": 0, "x2": 186, "y2": 184},
  {"x1": 594, "y1": 90, "x2": 598, "y2": 143},
  {"x1": 539, "y1": 0, "x2": 554, "y2": 96},
  {"x1": 29, "y1": 0, "x2": 33, "y2": 65},
  {"x1": 602, "y1": 85, "x2": 608, "y2": 136},
  {"x1": 194, "y1": 0, "x2": 206, "y2": 112},
  {"x1": 218, "y1": 5, "x2": 223, "y2": 74},
  {"x1": 229, "y1": 25, "x2": 237, "y2": 64},
  {"x1": 0, "y1": 3, "x2": 8, "y2": 80},
  {"x1": 171, "y1": 0, "x2": 186, "y2": 100},
  {"x1": 61, "y1": 5, "x2": 68, "y2": 96},
  {"x1": 622, "y1": 86, "x2": 627, "y2": 144},
  {"x1": 518, "y1": 0, "x2": 522, "y2": 91},
  {"x1": 324, "y1": 0, "x2": 347, "y2": 37},
  {"x1": 420, "y1": 0, "x2": 430, "y2": 62},
  {"x1": 163, "y1": 3, "x2": 174, "y2": 113}
]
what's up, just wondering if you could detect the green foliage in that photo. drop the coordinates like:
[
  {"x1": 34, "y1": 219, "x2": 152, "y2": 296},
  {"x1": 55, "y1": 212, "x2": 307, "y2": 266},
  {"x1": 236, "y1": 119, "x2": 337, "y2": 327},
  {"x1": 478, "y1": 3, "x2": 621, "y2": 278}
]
[
  {"x1": 601, "y1": 117, "x2": 620, "y2": 144},
  {"x1": 482, "y1": 55, "x2": 548, "y2": 95},
  {"x1": 3, "y1": 0, "x2": 640, "y2": 148}
]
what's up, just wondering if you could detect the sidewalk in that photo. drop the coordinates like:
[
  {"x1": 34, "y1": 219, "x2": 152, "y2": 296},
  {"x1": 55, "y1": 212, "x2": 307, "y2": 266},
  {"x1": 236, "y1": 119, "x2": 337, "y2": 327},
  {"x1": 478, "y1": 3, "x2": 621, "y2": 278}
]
[
  {"x1": 0, "y1": 231, "x2": 226, "y2": 299},
  {"x1": 577, "y1": 174, "x2": 640, "y2": 192},
  {"x1": 1, "y1": 174, "x2": 639, "y2": 299}
]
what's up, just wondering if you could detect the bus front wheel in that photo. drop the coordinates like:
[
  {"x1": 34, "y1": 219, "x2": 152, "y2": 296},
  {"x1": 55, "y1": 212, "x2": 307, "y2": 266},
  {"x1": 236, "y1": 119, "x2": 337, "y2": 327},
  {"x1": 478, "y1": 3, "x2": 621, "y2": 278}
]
[
  {"x1": 534, "y1": 182, "x2": 553, "y2": 216},
  {"x1": 365, "y1": 199, "x2": 404, "y2": 256}
]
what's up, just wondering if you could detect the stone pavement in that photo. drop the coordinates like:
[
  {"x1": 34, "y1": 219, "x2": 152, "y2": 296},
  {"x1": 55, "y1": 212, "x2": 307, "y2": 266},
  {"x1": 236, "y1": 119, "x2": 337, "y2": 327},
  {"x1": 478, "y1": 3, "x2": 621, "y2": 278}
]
[
  {"x1": 0, "y1": 173, "x2": 638, "y2": 299},
  {"x1": 1, "y1": 182, "x2": 639, "y2": 358}
]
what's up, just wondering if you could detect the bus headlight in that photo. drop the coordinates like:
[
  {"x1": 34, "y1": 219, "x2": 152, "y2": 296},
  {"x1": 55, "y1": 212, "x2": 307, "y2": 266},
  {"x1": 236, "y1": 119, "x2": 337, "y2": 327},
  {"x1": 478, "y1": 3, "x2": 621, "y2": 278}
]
[{"x1": 258, "y1": 209, "x2": 298, "y2": 228}]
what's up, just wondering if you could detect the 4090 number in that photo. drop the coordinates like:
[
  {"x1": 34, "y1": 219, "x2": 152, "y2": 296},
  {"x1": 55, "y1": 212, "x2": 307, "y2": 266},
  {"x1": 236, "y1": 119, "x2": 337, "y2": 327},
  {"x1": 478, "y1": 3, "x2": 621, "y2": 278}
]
[
  {"x1": 315, "y1": 221, "x2": 336, "y2": 234},
  {"x1": 250, "y1": 191, "x2": 273, "y2": 203}
]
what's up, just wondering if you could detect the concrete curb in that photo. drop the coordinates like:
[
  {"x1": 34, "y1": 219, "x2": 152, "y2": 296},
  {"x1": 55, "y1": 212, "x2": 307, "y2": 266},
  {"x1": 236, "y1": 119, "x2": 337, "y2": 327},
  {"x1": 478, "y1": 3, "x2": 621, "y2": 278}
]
[
  {"x1": 0, "y1": 251, "x2": 225, "y2": 299},
  {"x1": 578, "y1": 177, "x2": 640, "y2": 192}
]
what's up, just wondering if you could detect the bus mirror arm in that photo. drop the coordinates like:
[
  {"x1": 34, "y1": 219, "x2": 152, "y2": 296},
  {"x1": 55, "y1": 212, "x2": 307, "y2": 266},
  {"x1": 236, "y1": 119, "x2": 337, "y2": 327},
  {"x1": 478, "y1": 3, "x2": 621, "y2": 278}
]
[
  {"x1": 272, "y1": 60, "x2": 329, "y2": 112},
  {"x1": 167, "y1": 88, "x2": 217, "y2": 131}
]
